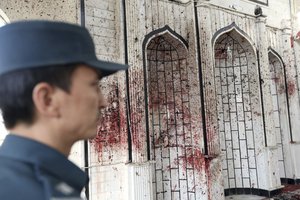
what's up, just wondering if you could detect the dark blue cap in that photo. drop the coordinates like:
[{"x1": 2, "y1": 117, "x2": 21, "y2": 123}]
[{"x1": 0, "y1": 20, "x2": 129, "y2": 77}]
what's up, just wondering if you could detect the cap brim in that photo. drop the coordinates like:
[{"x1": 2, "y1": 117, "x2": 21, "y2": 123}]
[{"x1": 85, "y1": 59, "x2": 129, "y2": 77}]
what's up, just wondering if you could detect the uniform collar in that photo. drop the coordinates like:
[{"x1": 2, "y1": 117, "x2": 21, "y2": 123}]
[{"x1": 0, "y1": 134, "x2": 88, "y2": 191}]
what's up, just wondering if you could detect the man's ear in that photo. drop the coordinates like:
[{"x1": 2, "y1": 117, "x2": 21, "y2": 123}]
[{"x1": 32, "y1": 83, "x2": 59, "y2": 118}]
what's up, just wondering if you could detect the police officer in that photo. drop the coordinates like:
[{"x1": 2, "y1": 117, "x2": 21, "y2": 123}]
[{"x1": 0, "y1": 20, "x2": 128, "y2": 200}]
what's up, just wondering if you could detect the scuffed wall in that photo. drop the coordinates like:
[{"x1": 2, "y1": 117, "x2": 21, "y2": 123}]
[
  {"x1": 196, "y1": 0, "x2": 287, "y2": 194},
  {"x1": 290, "y1": 0, "x2": 300, "y2": 180},
  {"x1": 124, "y1": 0, "x2": 223, "y2": 199},
  {"x1": 83, "y1": 0, "x2": 129, "y2": 200},
  {"x1": 126, "y1": 0, "x2": 200, "y2": 168},
  {"x1": 85, "y1": 0, "x2": 128, "y2": 165},
  {"x1": 0, "y1": 0, "x2": 78, "y2": 23},
  {"x1": 203, "y1": 0, "x2": 291, "y2": 28},
  {"x1": 266, "y1": 25, "x2": 300, "y2": 183}
]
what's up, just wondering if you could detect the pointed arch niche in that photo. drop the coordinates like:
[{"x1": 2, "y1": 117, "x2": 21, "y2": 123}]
[
  {"x1": 268, "y1": 48, "x2": 292, "y2": 181},
  {"x1": 213, "y1": 23, "x2": 263, "y2": 192},
  {"x1": 143, "y1": 26, "x2": 202, "y2": 200}
]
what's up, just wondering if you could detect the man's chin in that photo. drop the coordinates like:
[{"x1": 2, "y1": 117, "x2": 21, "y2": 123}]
[{"x1": 86, "y1": 131, "x2": 98, "y2": 140}]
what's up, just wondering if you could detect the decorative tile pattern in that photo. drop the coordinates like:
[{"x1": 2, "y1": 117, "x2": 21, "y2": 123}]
[
  {"x1": 147, "y1": 35, "x2": 198, "y2": 200},
  {"x1": 214, "y1": 33, "x2": 258, "y2": 189},
  {"x1": 269, "y1": 52, "x2": 289, "y2": 179}
]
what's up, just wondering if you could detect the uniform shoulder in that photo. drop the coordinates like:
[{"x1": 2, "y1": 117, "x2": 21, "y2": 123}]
[{"x1": 0, "y1": 156, "x2": 45, "y2": 200}]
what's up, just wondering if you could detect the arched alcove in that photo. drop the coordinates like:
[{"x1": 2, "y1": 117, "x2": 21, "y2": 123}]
[
  {"x1": 144, "y1": 27, "x2": 201, "y2": 200},
  {"x1": 268, "y1": 49, "x2": 291, "y2": 181},
  {"x1": 213, "y1": 26, "x2": 261, "y2": 191}
]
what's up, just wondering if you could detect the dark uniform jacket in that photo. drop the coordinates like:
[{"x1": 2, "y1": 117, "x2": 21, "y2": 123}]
[{"x1": 0, "y1": 134, "x2": 88, "y2": 200}]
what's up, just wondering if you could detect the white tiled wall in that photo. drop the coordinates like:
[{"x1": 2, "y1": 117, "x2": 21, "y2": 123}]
[
  {"x1": 0, "y1": 114, "x2": 8, "y2": 146},
  {"x1": 69, "y1": 141, "x2": 85, "y2": 168},
  {"x1": 0, "y1": 13, "x2": 9, "y2": 146}
]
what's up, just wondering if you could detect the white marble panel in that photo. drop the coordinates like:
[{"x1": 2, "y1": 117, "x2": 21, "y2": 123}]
[
  {"x1": 228, "y1": 159, "x2": 235, "y2": 178},
  {"x1": 241, "y1": 159, "x2": 250, "y2": 177},
  {"x1": 246, "y1": 131, "x2": 254, "y2": 149},
  {"x1": 229, "y1": 178, "x2": 236, "y2": 188},
  {"x1": 240, "y1": 140, "x2": 248, "y2": 159},
  {"x1": 249, "y1": 169, "x2": 258, "y2": 188},
  {"x1": 235, "y1": 168, "x2": 243, "y2": 187},
  {"x1": 156, "y1": 171, "x2": 163, "y2": 193},
  {"x1": 238, "y1": 122, "x2": 246, "y2": 139},
  {"x1": 237, "y1": 103, "x2": 245, "y2": 121},
  {"x1": 248, "y1": 150, "x2": 256, "y2": 169},
  {"x1": 179, "y1": 180, "x2": 188, "y2": 200},
  {"x1": 230, "y1": 113, "x2": 238, "y2": 131},
  {"x1": 226, "y1": 141, "x2": 233, "y2": 159},
  {"x1": 233, "y1": 149, "x2": 241, "y2": 168},
  {"x1": 225, "y1": 122, "x2": 232, "y2": 140},
  {"x1": 243, "y1": 178, "x2": 250, "y2": 188},
  {"x1": 232, "y1": 131, "x2": 239, "y2": 149},
  {"x1": 163, "y1": 181, "x2": 172, "y2": 200}
]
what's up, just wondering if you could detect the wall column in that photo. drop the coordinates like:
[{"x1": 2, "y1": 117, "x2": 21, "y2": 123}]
[
  {"x1": 255, "y1": 15, "x2": 282, "y2": 190},
  {"x1": 196, "y1": 2, "x2": 224, "y2": 200},
  {"x1": 281, "y1": 19, "x2": 300, "y2": 180}
]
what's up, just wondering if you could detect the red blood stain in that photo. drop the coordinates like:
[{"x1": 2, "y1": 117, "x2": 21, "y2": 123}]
[
  {"x1": 182, "y1": 103, "x2": 192, "y2": 121},
  {"x1": 184, "y1": 148, "x2": 206, "y2": 171},
  {"x1": 276, "y1": 184, "x2": 300, "y2": 199},
  {"x1": 287, "y1": 80, "x2": 296, "y2": 96},
  {"x1": 281, "y1": 184, "x2": 300, "y2": 193},
  {"x1": 253, "y1": 111, "x2": 262, "y2": 116},
  {"x1": 215, "y1": 48, "x2": 227, "y2": 59},
  {"x1": 147, "y1": 44, "x2": 216, "y2": 198},
  {"x1": 90, "y1": 85, "x2": 127, "y2": 162},
  {"x1": 130, "y1": 109, "x2": 145, "y2": 153},
  {"x1": 174, "y1": 148, "x2": 201, "y2": 171},
  {"x1": 272, "y1": 77, "x2": 280, "y2": 84},
  {"x1": 178, "y1": 148, "x2": 216, "y2": 199}
]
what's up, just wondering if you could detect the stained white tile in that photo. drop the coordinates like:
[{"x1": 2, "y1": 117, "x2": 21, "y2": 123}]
[{"x1": 235, "y1": 168, "x2": 243, "y2": 187}]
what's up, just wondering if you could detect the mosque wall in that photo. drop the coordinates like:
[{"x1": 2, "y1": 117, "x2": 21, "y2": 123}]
[{"x1": 1, "y1": 0, "x2": 300, "y2": 200}]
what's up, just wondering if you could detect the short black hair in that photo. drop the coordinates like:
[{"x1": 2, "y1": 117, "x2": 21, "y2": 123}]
[{"x1": 0, "y1": 64, "x2": 78, "y2": 129}]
